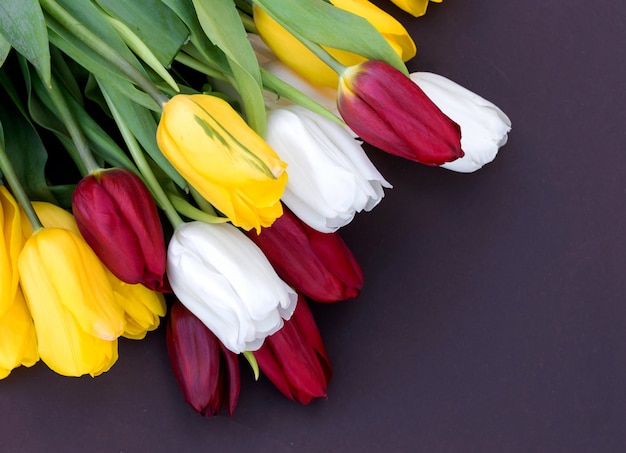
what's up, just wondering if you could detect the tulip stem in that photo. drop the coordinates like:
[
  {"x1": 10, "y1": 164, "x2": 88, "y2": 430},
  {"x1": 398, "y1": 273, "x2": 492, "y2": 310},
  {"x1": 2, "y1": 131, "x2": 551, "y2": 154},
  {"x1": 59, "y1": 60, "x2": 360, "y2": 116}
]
[
  {"x1": 0, "y1": 142, "x2": 43, "y2": 231},
  {"x1": 174, "y1": 52, "x2": 233, "y2": 84},
  {"x1": 39, "y1": 0, "x2": 170, "y2": 109},
  {"x1": 102, "y1": 90, "x2": 185, "y2": 229},
  {"x1": 45, "y1": 75, "x2": 100, "y2": 175},
  {"x1": 168, "y1": 193, "x2": 229, "y2": 225},
  {"x1": 243, "y1": 351, "x2": 260, "y2": 380}
]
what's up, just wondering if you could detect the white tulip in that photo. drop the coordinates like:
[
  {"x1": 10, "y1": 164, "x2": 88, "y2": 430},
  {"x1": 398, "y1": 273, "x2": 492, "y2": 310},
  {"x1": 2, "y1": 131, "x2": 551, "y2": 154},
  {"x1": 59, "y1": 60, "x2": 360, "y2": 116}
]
[
  {"x1": 266, "y1": 105, "x2": 391, "y2": 233},
  {"x1": 166, "y1": 221, "x2": 297, "y2": 354},
  {"x1": 410, "y1": 72, "x2": 512, "y2": 173}
]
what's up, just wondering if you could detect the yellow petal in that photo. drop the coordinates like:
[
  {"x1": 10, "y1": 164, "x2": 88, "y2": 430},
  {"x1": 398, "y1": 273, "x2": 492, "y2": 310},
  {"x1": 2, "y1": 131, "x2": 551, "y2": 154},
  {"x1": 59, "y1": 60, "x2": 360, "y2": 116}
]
[
  {"x1": 0, "y1": 287, "x2": 39, "y2": 379},
  {"x1": 0, "y1": 186, "x2": 22, "y2": 316},
  {"x1": 106, "y1": 271, "x2": 166, "y2": 339},
  {"x1": 19, "y1": 228, "x2": 125, "y2": 341},
  {"x1": 389, "y1": 0, "x2": 441, "y2": 17}
]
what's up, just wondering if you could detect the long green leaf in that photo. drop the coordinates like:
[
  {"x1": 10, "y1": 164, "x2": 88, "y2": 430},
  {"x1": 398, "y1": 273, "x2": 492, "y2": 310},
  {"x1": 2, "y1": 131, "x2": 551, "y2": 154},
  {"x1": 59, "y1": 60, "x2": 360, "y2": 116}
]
[
  {"x1": 0, "y1": 0, "x2": 50, "y2": 85},
  {"x1": 0, "y1": 34, "x2": 11, "y2": 67},
  {"x1": 94, "y1": 0, "x2": 188, "y2": 66},
  {"x1": 253, "y1": 0, "x2": 406, "y2": 74},
  {"x1": 192, "y1": 0, "x2": 266, "y2": 134}
]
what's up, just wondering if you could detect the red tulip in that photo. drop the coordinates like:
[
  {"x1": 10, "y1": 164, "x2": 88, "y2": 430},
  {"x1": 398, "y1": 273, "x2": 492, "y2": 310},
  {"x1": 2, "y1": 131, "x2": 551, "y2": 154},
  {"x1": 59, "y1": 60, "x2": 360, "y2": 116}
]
[
  {"x1": 246, "y1": 206, "x2": 364, "y2": 303},
  {"x1": 254, "y1": 296, "x2": 332, "y2": 404},
  {"x1": 72, "y1": 168, "x2": 167, "y2": 292},
  {"x1": 166, "y1": 301, "x2": 240, "y2": 417},
  {"x1": 337, "y1": 60, "x2": 463, "y2": 165}
]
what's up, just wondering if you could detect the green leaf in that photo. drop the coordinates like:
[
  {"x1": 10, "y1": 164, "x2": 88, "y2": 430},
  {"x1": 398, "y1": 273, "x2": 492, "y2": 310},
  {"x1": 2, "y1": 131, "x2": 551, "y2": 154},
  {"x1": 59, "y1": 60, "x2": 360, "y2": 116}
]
[
  {"x1": 0, "y1": 0, "x2": 50, "y2": 85},
  {"x1": 192, "y1": 0, "x2": 266, "y2": 134},
  {"x1": 253, "y1": 0, "x2": 407, "y2": 74},
  {"x1": 0, "y1": 73, "x2": 56, "y2": 202},
  {"x1": 0, "y1": 34, "x2": 11, "y2": 67},
  {"x1": 93, "y1": 0, "x2": 189, "y2": 67}
]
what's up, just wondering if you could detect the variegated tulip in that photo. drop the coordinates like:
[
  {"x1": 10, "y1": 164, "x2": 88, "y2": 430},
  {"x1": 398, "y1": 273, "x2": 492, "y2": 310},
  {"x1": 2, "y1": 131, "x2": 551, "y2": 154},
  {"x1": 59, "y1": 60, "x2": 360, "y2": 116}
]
[{"x1": 156, "y1": 94, "x2": 288, "y2": 232}]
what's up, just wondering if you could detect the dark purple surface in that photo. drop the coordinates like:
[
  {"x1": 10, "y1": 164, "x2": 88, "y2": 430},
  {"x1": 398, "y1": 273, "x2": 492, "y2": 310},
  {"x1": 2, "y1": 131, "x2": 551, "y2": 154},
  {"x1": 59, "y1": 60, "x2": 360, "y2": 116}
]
[{"x1": 3, "y1": 1, "x2": 626, "y2": 451}]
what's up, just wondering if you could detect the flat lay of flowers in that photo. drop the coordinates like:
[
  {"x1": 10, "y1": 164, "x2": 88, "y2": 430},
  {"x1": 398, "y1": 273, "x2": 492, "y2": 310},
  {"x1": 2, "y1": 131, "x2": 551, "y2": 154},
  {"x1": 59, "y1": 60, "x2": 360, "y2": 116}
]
[{"x1": 0, "y1": 0, "x2": 511, "y2": 416}]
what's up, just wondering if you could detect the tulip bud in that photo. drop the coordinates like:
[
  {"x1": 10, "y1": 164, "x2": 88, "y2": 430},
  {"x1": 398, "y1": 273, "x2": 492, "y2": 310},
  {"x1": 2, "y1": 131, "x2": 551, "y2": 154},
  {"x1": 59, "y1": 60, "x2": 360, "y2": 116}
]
[
  {"x1": 410, "y1": 72, "x2": 512, "y2": 173},
  {"x1": 167, "y1": 221, "x2": 298, "y2": 354},
  {"x1": 254, "y1": 296, "x2": 332, "y2": 404},
  {"x1": 266, "y1": 105, "x2": 391, "y2": 232},
  {"x1": 338, "y1": 60, "x2": 463, "y2": 165},
  {"x1": 246, "y1": 206, "x2": 364, "y2": 303},
  {"x1": 166, "y1": 301, "x2": 240, "y2": 416},
  {"x1": 156, "y1": 94, "x2": 288, "y2": 232},
  {"x1": 389, "y1": 0, "x2": 442, "y2": 17},
  {"x1": 72, "y1": 168, "x2": 167, "y2": 292},
  {"x1": 18, "y1": 227, "x2": 124, "y2": 376}
]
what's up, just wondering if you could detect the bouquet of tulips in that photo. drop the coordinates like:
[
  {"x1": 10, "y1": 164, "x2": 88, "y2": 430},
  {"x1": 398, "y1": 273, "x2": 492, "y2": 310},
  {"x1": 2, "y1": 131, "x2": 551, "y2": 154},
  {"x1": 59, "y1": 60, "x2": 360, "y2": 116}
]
[{"x1": 0, "y1": 0, "x2": 511, "y2": 416}]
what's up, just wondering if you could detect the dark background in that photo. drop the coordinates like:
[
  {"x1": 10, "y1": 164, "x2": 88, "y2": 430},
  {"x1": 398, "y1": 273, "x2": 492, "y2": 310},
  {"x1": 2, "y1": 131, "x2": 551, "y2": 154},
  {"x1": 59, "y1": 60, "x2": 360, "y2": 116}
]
[{"x1": 2, "y1": 1, "x2": 626, "y2": 451}]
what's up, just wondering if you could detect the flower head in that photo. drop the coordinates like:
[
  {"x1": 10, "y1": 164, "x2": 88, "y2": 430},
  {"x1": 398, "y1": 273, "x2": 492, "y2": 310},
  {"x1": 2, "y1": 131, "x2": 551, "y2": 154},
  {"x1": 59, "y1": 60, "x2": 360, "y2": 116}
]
[
  {"x1": 156, "y1": 94, "x2": 288, "y2": 232},
  {"x1": 410, "y1": 72, "x2": 512, "y2": 173},
  {"x1": 254, "y1": 296, "x2": 332, "y2": 404},
  {"x1": 338, "y1": 60, "x2": 463, "y2": 165},
  {"x1": 389, "y1": 0, "x2": 443, "y2": 18},
  {"x1": 246, "y1": 206, "x2": 364, "y2": 303},
  {"x1": 72, "y1": 168, "x2": 167, "y2": 291},
  {"x1": 166, "y1": 301, "x2": 240, "y2": 416},
  {"x1": 167, "y1": 221, "x2": 298, "y2": 354},
  {"x1": 266, "y1": 105, "x2": 390, "y2": 232},
  {"x1": 0, "y1": 287, "x2": 38, "y2": 379}
]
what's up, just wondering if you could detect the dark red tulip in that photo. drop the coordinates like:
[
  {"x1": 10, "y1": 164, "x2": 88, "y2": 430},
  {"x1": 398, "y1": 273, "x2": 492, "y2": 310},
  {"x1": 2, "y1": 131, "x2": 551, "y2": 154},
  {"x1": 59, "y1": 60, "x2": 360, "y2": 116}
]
[
  {"x1": 338, "y1": 60, "x2": 463, "y2": 165},
  {"x1": 254, "y1": 296, "x2": 332, "y2": 404},
  {"x1": 72, "y1": 168, "x2": 167, "y2": 291},
  {"x1": 246, "y1": 206, "x2": 363, "y2": 303},
  {"x1": 166, "y1": 301, "x2": 240, "y2": 417}
]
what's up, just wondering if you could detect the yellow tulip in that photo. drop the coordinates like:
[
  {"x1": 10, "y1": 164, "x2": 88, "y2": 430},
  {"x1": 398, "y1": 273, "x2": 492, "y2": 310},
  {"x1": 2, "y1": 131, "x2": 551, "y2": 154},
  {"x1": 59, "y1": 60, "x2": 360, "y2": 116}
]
[
  {"x1": 0, "y1": 185, "x2": 23, "y2": 316},
  {"x1": 0, "y1": 287, "x2": 38, "y2": 379},
  {"x1": 157, "y1": 94, "x2": 288, "y2": 232},
  {"x1": 389, "y1": 0, "x2": 443, "y2": 18},
  {"x1": 253, "y1": 0, "x2": 416, "y2": 88},
  {"x1": 18, "y1": 225, "x2": 126, "y2": 377},
  {"x1": 106, "y1": 271, "x2": 167, "y2": 340}
]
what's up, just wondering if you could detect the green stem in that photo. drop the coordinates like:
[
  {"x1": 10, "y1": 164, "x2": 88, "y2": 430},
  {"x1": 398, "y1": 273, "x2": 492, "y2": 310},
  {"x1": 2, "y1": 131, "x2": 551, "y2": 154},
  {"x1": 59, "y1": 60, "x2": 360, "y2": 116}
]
[
  {"x1": 168, "y1": 193, "x2": 228, "y2": 225},
  {"x1": 295, "y1": 34, "x2": 347, "y2": 76},
  {"x1": 103, "y1": 91, "x2": 184, "y2": 230},
  {"x1": 189, "y1": 187, "x2": 219, "y2": 217},
  {"x1": 0, "y1": 142, "x2": 42, "y2": 231},
  {"x1": 39, "y1": 0, "x2": 169, "y2": 109},
  {"x1": 243, "y1": 351, "x2": 260, "y2": 380},
  {"x1": 238, "y1": 9, "x2": 256, "y2": 33},
  {"x1": 46, "y1": 75, "x2": 100, "y2": 174}
]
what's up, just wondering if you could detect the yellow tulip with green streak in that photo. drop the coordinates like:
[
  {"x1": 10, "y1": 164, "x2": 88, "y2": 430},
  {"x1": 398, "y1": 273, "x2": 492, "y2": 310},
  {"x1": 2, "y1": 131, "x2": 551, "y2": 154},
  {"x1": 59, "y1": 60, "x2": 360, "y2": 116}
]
[
  {"x1": 0, "y1": 186, "x2": 23, "y2": 316},
  {"x1": 157, "y1": 94, "x2": 288, "y2": 232},
  {"x1": 253, "y1": 0, "x2": 416, "y2": 88},
  {"x1": 389, "y1": 0, "x2": 442, "y2": 17},
  {"x1": 0, "y1": 287, "x2": 38, "y2": 379}
]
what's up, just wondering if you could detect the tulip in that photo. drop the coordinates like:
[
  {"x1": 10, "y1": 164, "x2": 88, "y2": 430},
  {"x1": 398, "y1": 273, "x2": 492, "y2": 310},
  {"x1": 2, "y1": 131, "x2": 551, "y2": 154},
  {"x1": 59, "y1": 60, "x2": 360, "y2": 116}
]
[
  {"x1": 253, "y1": 0, "x2": 415, "y2": 88},
  {"x1": 156, "y1": 94, "x2": 288, "y2": 232},
  {"x1": 0, "y1": 287, "x2": 38, "y2": 379},
  {"x1": 22, "y1": 201, "x2": 167, "y2": 340},
  {"x1": 389, "y1": 0, "x2": 442, "y2": 17},
  {"x1": 0, "y1": 185, "x2": 22, "y2": 316},
  {"x1": 265, "y1": 105, "x2": 391, "y2": 232},
  {"x1": 166, "y1": 301, "x2": 240, "y2": 416},
  {"x1": 72, "y1": 168, "x2": 167, "y2": 291},
  {"x1": 338, "y1": 60, "x2": 463, "y2": 165},
  {"x1": 254, "y1": 296, "x2": 332, "y2": 404},
  {"x1": 106, "y1": 271, "x2": 167, "y2": 340},
  {"x1": 246, "y1": 206, "x2": 364, "y2": 303},
  {"x1": 410, "y1": 72, "x2": 512, "y2": 173},
  {"x1": 167, "y1": 221, "x2": 298, "y2": 354},
  {"x1": 18, "y1": 227, "x2": 124, "y2": 376}
]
